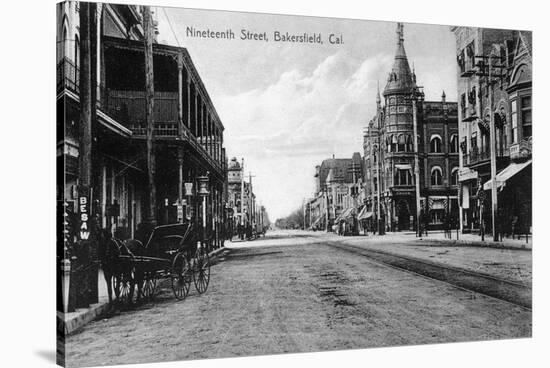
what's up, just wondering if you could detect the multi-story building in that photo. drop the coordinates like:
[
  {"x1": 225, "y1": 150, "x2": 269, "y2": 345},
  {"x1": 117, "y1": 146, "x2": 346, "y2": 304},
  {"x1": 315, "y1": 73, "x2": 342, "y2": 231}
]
[
  {"x1": 226, "y1": 157, "x2": 262, "y2": 234},
  {"x1": 308, "y1": 153, "x2": 363, "y2": 231},
  {"x1": 363, "y1": 23, "x2": 459, "y2": 231},
  {"x1": 452, "y1": 27, "x2": 532, "y2": 236},
  {"x1": 57, "y1": 1, "x2": 227, "y2": 246}
]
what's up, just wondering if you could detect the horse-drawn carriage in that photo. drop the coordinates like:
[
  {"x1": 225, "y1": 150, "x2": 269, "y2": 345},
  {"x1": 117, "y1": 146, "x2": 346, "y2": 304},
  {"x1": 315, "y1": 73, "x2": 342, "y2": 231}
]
[{"x1": 102, "y1": 223, "x2": 211, "y2": 306}]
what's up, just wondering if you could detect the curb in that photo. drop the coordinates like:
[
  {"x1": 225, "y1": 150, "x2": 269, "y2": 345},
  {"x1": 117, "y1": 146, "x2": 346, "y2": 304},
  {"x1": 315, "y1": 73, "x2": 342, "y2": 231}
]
[
  {"x1": 58, "y1": 301, "x2": 111, "y2": 336},
  {"x1": 60, "y1": 246, "x2": 229, "y2": 336},
  {"x1": 418, "y1": 238, "x2": 531, "y2": 251}
]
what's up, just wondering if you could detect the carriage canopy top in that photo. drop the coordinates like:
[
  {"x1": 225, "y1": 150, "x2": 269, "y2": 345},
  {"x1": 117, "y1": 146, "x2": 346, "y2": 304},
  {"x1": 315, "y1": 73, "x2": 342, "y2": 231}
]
[{"x1": 144, "y1": 223, "x2": 193, "y2": 248}]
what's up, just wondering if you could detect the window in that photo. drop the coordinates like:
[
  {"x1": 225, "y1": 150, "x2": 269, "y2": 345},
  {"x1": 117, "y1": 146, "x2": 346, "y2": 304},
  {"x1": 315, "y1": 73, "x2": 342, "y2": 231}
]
[
  {"x1": 430, "y1": 135, "x2": 442, "y2": 153},
  {"x1": 406, "y1": 135, "x2": 413, "y2": 152},
  {"x1": 74, "y1": 35, "x2": 80, "y2": 69},
  {"x1": 431, "y1": 210, "x2": 444, "y2": 224},
  {"x1": 397, "y1": 134, "x2": 406, "y2": 152},
  {"x1": 451, "y1": 168, "x2": 459, "y2": 186},
  {"x1": 470, "y1": 132, "x2": 478, "y2": 150},
  {"x1": 521, "y1": 96, "x2": 532, "y2": 139},
  {"x1": 511, "y1": 100, "x2": 518, "y2": 143},
  {"x1": 391, "y1": 135, "x2": 397, "y2": 152},
  {"x1": 373, "y1": 177, "x2": 378, "y2": 192},
  {"x1": 450, "y1": 134, "x2": 458, "y2": 153},
  {"x1": 394, "y1": 169, "x2": 412, "y2": 186},
  {"x1": 431, "y1": 167, "x2": 443, "y2": 186}
]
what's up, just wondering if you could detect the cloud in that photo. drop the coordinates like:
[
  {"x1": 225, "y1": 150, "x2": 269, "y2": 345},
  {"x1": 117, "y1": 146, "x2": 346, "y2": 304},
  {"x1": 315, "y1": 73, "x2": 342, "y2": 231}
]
[{"x1": 218, "y1": 52, "x2": 389, "y2": 219}]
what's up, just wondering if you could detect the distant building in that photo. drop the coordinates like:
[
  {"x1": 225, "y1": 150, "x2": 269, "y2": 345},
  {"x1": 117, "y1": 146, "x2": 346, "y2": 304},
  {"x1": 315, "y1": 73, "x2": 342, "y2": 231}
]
[
  {"x1": 226, "y1": 157, "x2": 264, "y2": 233},
  {"x1": 307, "y1": 153, "x2": 363, "y2": 231},
  {"x1": 363, "y1": 23, "x2": 459, "y2": 231},
  {"x1": 452, "y1": 27, "x2": 532, "y2": 236}
]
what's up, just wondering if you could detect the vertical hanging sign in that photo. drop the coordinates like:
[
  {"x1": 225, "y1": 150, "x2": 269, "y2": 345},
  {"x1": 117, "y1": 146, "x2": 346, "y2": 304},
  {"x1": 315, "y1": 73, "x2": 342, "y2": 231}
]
[{"x1": 78, "y1": 187, "x2": 91, "y2": 240}]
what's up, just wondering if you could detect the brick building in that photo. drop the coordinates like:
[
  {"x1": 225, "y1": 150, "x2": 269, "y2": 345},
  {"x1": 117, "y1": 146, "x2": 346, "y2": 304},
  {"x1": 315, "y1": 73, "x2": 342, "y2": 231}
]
[
  {"x1": 452, "y1": 27, "x2": 532, "y2": 236},
  {"x1": 363, "y1": 23, "x2": 459, "y2": 231}
]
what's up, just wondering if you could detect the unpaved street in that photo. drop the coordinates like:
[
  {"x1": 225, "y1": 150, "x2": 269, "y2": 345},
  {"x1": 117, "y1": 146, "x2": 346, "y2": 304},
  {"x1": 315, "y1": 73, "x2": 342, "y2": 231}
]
[{"x1": 65, "y1": 231, "x2": 531, "y2": 367}]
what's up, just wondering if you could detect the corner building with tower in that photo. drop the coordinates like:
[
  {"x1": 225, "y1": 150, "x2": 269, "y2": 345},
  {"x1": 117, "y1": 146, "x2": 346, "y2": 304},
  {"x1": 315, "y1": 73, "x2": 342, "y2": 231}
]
[{"x1": 363, "y1": 23, "x2": 459, "y2": 231}]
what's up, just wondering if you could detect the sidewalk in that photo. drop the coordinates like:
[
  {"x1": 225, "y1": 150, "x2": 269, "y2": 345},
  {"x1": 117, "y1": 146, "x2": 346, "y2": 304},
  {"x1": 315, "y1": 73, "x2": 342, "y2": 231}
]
[
  {"x1": 59, "y1": 247, "x2": 227, "y2": 335},
  {"x1": 416, "y1": 230, "x2": 532, "y2": 250},
  {"x1": 319, "y1": 231, "x2": 532, "y2": 286}
]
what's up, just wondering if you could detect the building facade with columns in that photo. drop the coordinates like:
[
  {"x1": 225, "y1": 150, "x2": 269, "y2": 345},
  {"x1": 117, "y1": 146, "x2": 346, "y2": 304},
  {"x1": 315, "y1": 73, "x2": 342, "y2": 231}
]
[
  {"x1": 57, "y1": 2, "x2": 227, "y2": 246},
  {"x1": 363, "y1": 23, "x2": 459, "y2": 231},
  {"x1": 452, "y1": 27, "x2": 532, "y2": 236}
]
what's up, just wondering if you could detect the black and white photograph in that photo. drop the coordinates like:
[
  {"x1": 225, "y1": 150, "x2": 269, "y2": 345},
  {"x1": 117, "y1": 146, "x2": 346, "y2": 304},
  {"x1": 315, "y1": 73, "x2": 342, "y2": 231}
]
[{"x1": 52, "y1": 1, "x2": 536, "y2": 367}]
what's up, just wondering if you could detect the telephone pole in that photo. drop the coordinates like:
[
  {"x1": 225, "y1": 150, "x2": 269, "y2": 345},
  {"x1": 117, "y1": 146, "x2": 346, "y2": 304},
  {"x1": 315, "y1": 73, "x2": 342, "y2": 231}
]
[
  {"x1": 143, "y1": 6, "x2": 157, "y2": 225},
  {"x1": 78, "y1": 2, "x2": 93, "y2": 190},
  {"x1": 412, "y1": 89, "x2": 422, "y2": 237},
  {"x1": 240, "y1": 158, "x2": 245, "y2": 226}
]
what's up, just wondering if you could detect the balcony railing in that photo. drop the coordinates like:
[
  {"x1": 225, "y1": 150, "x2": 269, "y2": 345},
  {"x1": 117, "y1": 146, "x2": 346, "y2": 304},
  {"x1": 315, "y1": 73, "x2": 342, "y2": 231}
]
[
  {"x1": 57, "y1": 57, "x2": 79, "y2": 94},
  {"x1": 464, "y1": 147, "x2": 510, "y2": 166},
  {"x1": 56, "y1": 59, "x2": 223, "y2": 172},
  {"x1": 104, "y1": 89, "x2": 179, "y2": 130}
]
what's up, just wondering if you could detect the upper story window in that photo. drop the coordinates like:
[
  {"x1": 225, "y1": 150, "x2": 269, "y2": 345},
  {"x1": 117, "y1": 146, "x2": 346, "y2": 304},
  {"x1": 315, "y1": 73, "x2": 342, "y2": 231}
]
[
  {"x1": 511, "y1": 100, "x2": 518, "y2": 144},
  {"x1": 451, "y1": 167, "x2": 459, "y2": 186},
  {"x1": 397, "y1": 134, "x2": 406, "y2": 152},
  {"x1": 430, "y1": 134, "x2": 442, "y2": 153},
  {"x1": 449, "y1": 134, "x2": 458, "y2": 153},
  {"x1": 391, "y1": 135, "x2": 398, "y2": 152},
  {"x1": 407, "y1": 135, "x2": 413, "y2": 152},
  {"x1": 521, "y1": 96, "x2": 532, "y2": 139},
  {"x1": 394, "y1": 169, "x2": 412, "y2": 186},
  {"x1": 431, "y1": 166, "x2": 443, "y2": 186},
  {"x1": 471, "y1": 131, "x2": 478, "y2": 149}
]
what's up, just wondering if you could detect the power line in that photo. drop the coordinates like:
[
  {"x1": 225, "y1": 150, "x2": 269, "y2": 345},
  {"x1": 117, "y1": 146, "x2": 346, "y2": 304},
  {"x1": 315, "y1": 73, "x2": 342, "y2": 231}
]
[{"x1": 162, "y1": 7, "x2": 181, "y2": 47}]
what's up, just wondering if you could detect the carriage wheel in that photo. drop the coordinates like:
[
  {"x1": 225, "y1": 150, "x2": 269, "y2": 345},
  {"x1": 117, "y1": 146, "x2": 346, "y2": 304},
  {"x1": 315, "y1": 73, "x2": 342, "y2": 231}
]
[
  {"x1": 113, "y1": 271, "x2": 135, "y2": 306},
  {"x1": 171, "y1": 253, "x2": 191, "y2": 300},
  {"x1": 141, "y1": 272, "x2": 158, "y2": 301},
  {"x1": 193, "y1": 248, "x2": 210, "y2": 294}
]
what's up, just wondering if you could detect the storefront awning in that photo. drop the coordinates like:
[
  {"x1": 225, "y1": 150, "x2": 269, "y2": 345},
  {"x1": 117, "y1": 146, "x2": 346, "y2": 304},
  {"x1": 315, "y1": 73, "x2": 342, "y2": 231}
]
[
  {"x1": 395, "y1": 164, "x2": 412, "y2": 170},
  {"x1": 357, "y1": 207, "x2": 373, "y2": 220},
  {"x1": 336, "y1": 207, "x2": 355, "y2": 222},
  {"x1": 311, "y1": 215, "x2": 323, "y2": 227},
  {"x1": 483, "y1": 160, "x2": 532, "y2": 191}
]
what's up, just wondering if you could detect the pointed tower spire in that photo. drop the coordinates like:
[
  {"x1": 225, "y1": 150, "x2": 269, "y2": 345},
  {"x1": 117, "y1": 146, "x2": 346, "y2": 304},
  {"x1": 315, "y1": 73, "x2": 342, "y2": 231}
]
[
  {"x1": 441, "y1": 90, "x2": 446, "y2": 102},
  {"x1": 376, "y1": 80, "x2": 381, "y2": 107},
  {"x1": 384, "y1": 22, "x2": 416, "y2": 96}
]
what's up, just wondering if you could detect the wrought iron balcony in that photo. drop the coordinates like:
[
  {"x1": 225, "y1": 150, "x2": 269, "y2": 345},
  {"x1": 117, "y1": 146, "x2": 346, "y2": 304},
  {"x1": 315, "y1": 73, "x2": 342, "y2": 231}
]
[
  {"x1": 57, "y1": 57, "x2": 79, "y2": 95},
  {"x1": 464, "y1": 146, "x2": 509, "y2": 166}
]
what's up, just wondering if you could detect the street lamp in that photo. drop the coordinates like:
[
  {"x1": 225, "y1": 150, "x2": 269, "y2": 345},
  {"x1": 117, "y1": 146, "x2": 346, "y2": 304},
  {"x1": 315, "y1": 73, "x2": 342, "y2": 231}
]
[{"x1": 197, "y1": 172, "x2": 210, "y2": 245}]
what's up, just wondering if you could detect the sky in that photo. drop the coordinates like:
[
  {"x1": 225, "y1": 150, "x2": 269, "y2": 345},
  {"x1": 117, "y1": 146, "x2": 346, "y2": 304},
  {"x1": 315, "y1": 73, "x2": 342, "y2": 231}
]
[{"x1": 155, "y1": 6, "x2": 458, "y2": 221}]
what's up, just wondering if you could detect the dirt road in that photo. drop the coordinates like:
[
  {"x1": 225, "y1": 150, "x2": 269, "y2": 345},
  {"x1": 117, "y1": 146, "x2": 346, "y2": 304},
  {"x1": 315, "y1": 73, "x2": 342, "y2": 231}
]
[{"x1": 65, "y1": 231, "x2": 531, "y2": 367}]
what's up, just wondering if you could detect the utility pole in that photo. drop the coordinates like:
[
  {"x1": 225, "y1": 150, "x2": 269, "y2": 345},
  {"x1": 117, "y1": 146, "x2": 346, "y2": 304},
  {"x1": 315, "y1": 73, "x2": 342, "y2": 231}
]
[
  {"x1": 488, "y1": 54, "x2": 498, "y2": 242},
  {"x1": 248, "y1": 171, "x2": 256, "y2": 229},
  {"x1": 143, "y1": 6, "x2": 156, "y2": 226},
  {"x1": 79, "y1": 3, "x2": 92, "y2": 190},
  {"x1": 76, "y1": 1, "x2": 95, "y2": 308},
  {"x1": 412, "y1": 90, "x2": 422, "y2": 237},
  {"x1": 240, "y1": 158, "x2": 245, "y2": 226}
]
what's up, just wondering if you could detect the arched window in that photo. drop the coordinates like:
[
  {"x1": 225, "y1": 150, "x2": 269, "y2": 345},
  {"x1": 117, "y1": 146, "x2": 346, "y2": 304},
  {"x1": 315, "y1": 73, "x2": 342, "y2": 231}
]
[
  {"x1": 397, "y1": 134, "x2": 406, "y2": 152},
  {"x1": 449, "y1": 134, "x2": 458, "y2": 153},
  {"x1": 391, "y1": 135, "x2": 398, "y2": 152},
  {"x1": 74, "y1": 35, "x2": 80, "y2": 69},
  {"x1": 451, "y1": 167, "x2": 459, "y2": 186},
  {"x1": 62, "y1": 26, "x2": 69, "y2": 60},
  {"x1": 406, "y1": 135, "x2": 413, "y2": 152},
  {"x1": 431, "y1": 166, "x2": 443, "y2": 186},
  {"x1": 430, "y1": 134, "x2": 442, "y2": 153}
]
